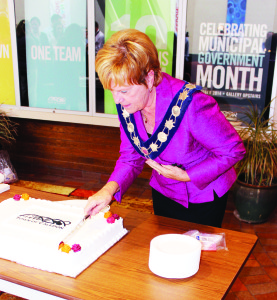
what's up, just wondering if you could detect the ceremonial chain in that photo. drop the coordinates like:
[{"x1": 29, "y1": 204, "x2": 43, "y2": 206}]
[{"x1": 119, "y1": 83, "x2": 199, "y2": 159}]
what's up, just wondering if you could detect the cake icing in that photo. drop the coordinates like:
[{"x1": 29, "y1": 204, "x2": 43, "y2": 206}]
[{"x1": 0, "y1": 196, "x2": 128, "y2": 277}]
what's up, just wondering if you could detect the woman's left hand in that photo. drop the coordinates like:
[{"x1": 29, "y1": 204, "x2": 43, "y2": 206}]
[{"x1": 145, "y1": 159, "x2": 191, "y2": 182}]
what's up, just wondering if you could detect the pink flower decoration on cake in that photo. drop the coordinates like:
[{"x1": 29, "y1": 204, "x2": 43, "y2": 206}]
[
  {"x1": 107, "y1": 216, "x2": 115, "y2": 224},
  {"x1": 72, "y1": 244, "x2": 81, "y2": 252},
  {"x1": 13, "y1": 194, "x2": 21, "y2": 201},
  {"x1": 112, "y1": 214, "x2": 120, "y2": 220}
]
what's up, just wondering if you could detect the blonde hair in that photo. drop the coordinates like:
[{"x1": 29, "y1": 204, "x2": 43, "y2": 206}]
[{"x1": 95, "y1": 29, "x2": 162, "y2": 89}]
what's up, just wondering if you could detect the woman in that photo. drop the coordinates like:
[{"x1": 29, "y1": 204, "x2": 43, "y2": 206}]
[{"x1": 85, "y1": 29, "x2": 245, "y2": 228}]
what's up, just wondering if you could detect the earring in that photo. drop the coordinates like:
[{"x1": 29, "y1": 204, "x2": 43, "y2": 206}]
[{"x1": 149, "y1": 87, "x2": 153, "y2": 93}]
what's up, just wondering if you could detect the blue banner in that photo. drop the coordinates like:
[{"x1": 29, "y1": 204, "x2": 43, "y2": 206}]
[{"x1": 25, "y1": 0, "x2": 87, "y2": 111}]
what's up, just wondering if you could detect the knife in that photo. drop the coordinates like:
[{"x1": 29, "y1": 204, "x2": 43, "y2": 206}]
[{"x1": 59, "y1": 205, "x2": 110, "y2": 249}]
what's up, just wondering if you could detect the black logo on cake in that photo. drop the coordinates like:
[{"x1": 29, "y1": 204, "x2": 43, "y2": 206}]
[{"x1": 17, "y1": 214, "x2": 71, "y2": 229}]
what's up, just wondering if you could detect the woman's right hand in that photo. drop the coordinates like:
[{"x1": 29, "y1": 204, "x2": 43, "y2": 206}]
[{"x1": 84, "y1": 181, "x2": 119, "y2": 217}]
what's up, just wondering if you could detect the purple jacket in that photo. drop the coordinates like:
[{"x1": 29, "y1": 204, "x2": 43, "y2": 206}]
[{"x1": 109, "y1": 73, "x2": 245, "y2": 207}]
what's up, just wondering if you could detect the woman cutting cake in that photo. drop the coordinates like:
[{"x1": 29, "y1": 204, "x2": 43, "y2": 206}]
[{"x1": 85, "y1": 29, "x2": 245, "y2": 228}]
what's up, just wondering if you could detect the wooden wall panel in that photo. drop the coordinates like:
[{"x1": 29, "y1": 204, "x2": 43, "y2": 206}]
[{"x1": 8, "y1": 118, "x2": 152, "y2": 180}]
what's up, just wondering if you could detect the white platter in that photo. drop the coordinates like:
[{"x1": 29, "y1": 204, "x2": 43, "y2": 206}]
[{"x1": 149, "y1": 234, "x2": 201, "y2": 279}]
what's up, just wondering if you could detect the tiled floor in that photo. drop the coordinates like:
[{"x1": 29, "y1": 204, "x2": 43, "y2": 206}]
[{"x1": 1, "y1": 171, "x2": 277, "y2": 300}]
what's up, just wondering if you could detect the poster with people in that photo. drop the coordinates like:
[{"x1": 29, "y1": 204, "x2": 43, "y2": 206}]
[
  {"x1": 0, "y1": 0, "x2": 16, "y2": 105},
  {"x1": 24, "y1": 0, "x2": 87, "y2": 111},
  {"x1": 104, "y1": 0, "x2": 176, "y2": 114}
]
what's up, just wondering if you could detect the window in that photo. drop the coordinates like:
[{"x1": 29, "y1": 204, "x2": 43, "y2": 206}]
[
  {"x1": 14, "y1": 0, "x2": 88, "y2": 111},
  {"x1": 94, "y1": 0, "x2": 178, "y2": 115},
  {"x1": 184, "y1": 0, "x2": 277, "y2": 120},
  {"x1": 2, "y1": 0, "x2": 276, "y2": 125}
]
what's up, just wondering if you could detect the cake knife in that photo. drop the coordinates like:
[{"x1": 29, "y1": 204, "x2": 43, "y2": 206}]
[{"x1": 59, "y1": 205, "x2": 110, "y2": 249}]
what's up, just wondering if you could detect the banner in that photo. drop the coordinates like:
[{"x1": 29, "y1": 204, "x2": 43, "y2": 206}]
[
  {"x1": 25, "y1": 0, "x2": 87, "y2": 111},
  {"x1": 0, "y1": 0, "x2": 16, "y2": 105},
  {"x1": 190, "y1": 0, "x2": 275, "y2": 115},
  {"x1": 194, "y1": 22, "x2": 268, "y2": 99},
  {"x1": 104, "y1": 0, "x2": 175, "y2": 114}
]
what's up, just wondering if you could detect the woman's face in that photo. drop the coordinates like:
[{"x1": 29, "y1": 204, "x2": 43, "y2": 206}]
[
  {"x1": 110, "y1": 82, "x2": 151, "y2": 114},
  {"x1": 110, "y1": 71, "x2": 154, "y2": 114}
]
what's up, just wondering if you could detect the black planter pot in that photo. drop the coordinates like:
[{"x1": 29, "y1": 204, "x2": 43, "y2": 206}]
[{"x1": 233, "y1": 179, "x2": 277, "y2": 223}]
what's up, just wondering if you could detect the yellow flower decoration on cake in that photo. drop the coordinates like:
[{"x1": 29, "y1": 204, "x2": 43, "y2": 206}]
[
  {"x1": 104, "y1": 211, "x2": 113, "y2": 219},
  {"x1": 61, "y1": 244, "x2": 71, "y2": 253},
  {"x1": 21, "y1": 193, "x2": 30, "y2": 200}
]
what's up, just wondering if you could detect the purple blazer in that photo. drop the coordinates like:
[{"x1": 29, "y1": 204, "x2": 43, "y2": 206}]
[{"x1": 109, "y1": 73, "x2": 245, "y2": 208}]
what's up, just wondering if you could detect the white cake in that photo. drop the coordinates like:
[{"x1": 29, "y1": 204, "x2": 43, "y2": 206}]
[{"x1": 0, "y1": 195, "x2": 128, "y2": 277}]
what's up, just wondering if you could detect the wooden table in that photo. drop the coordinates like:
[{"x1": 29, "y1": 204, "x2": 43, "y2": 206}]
[{"x1": 0, "y1": 186, "x2": 257, "y2": 300}]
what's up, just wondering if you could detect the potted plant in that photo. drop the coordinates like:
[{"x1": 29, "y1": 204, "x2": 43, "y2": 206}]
[
  {"x1": 0, "y1": 109, "x2": 17, "y2": 147},
  {"x1": 0, "y1": 109, "x2": 18, "y2": 183},
  {"x1": 233, "y1": 100, "x2": 277, "y2": 223}
]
